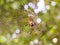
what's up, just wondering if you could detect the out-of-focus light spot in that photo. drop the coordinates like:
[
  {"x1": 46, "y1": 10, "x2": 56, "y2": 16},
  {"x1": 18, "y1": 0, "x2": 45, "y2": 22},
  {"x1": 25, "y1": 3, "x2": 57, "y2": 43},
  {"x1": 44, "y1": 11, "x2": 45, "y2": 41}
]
[
  {"x1": 11, "y1": 2, "x2": 19, "y2": 9},
  {"x1": 37, "y1": 0, "x2": 45, "y2": 8},
  {"x1": 30, "y1": 41, "x2": 34, "y2": 45},
  {"x1": 12, "y1": 33, "x2": 17, "y2": 39},
  {"x1": 24, "y1": 4, "x2": 28, "y2": 10},
  {"x1": 49, "y1": 43, "x2": 53, "y2": 45},
  {"x1": 34, "y1": 39, "x2": 39, "y2": 44},
  {"x1": 42, "y1": 8, "x2": 47, "y2": 13},
  {"x1": 34, "y1": 9, "x2": 40, "y2": 14},
  {"x1": 51, "y1": 1, "x2": 56, "y2": 6},
  {"x1": 36, "y1": 18, "x2": 41, "y2": 24},
  {"x1": 46, "y1": 5, "x2": 50, "y2": 10},
  {"x1": 56, "y1": 15, "x2": 60, "y2": 20},
  {"x1": 28, "y1": 2, "x2": 36, "y2": 9},
  {"x1": 36, "y1": 0, "x2": 46, "y2": 13},
  {"x1": 38, "y1": 7, "x2": 42, "y2": 12},
  {"x1": 37, "y1": 1, "x2": 43, "y2": 11},
  {"x1": 52, "y1": 38, "x2": 58, "y2": 43},
  {"x1": 15, "y1": 29, "x2": 20, "y2": 34}
]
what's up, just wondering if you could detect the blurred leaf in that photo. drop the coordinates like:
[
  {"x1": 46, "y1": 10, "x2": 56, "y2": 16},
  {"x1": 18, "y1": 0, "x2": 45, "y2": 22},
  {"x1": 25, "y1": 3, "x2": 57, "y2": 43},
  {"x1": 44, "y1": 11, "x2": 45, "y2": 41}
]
[{"x1": 0, "y1": 0, "x2": 4, "y2": 5}]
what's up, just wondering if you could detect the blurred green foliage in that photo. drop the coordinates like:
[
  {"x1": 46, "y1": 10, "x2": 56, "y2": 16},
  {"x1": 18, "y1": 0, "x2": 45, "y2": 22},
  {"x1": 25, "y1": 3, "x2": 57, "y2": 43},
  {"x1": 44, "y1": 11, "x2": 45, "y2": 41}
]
[{"x1": 0, "y1": 0, "x2": 60, "y2": 45}]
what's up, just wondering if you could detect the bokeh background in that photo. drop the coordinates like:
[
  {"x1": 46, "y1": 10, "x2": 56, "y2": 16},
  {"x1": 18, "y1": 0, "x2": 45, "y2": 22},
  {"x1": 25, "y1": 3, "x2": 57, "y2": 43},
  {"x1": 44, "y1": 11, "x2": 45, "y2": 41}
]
[{"x1": 0, "y1": 0, "x2": 60, "y2": 45}]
